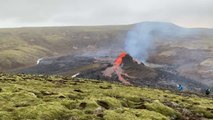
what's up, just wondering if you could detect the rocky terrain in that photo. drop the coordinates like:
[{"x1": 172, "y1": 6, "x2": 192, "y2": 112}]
[
  {"x1": 15, "y1": 53, "x2": 211, "y2": 95},
  {"x1": 0, "y1": 73, "x2": 212, "y2": 120},
  {"x1": 148, "y1": 37, "x2": 213, "y2": 87}
]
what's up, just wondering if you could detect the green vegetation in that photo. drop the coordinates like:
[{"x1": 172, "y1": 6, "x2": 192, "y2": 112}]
[
  {"x1": 0, "y1": 73, "x2": 212, "y2": 119},
  {"x1": 0, "y1": 26, "x2": 129, "y2": 70},
  {"x1": 0, "y1": 45, "x2": 50, "y2": 69}
]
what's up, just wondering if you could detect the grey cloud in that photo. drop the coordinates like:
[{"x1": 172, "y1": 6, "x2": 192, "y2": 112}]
[{"x1": 0, "y1": 0, "x2": 212, "y2": 28}]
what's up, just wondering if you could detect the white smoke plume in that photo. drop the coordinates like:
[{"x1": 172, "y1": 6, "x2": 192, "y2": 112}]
[{"x1": 124, "y1": 22, "x2": 197, "y2": 62}]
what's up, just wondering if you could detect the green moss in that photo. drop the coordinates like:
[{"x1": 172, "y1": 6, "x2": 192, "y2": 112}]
[
  {"x1": 135, "y1": 109, "x2": 168, "y2": 120},
  {"x1": 104, "y1": 108, "x2": 168, "y2": 120},
  {"x1": 104, "y1": 109, "x2": 138, "y2": 120},
  {"x1": 0, "y1": 111, "x2": 13, "y2": 120},
  {"x1": 78, "y1": 97, "x2": 100, "y2": 111},
  {"x1": 192, "y1": 105, "x2": 213, "y2": 118},
  {"x1": 68, "y1": 109, "x2": 98, "y2": 120},
  {"x1": 61, "y1": 99, "x2": 78, "y2": 110},
  {"x1": 13, "y1": 102, "x2": 72, "y2": 120},
  {"x1": 145, "y1": 100, "x2": 180, "y2": 119},
  {"x1": 0, "y1": 73, "x2": 212, "y2": 119},
  {"x1": 97, "y1": 97, "x2": 122, "y2": 109}
]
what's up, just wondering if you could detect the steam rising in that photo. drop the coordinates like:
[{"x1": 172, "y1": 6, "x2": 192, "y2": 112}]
[{"x1": 124, "y1": 22, "x2": 195, "y2": 62}]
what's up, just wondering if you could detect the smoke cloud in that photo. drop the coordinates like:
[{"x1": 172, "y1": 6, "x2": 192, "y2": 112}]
[{"x1": 124, "y1": 22, "x2": 196, "y2": 62}]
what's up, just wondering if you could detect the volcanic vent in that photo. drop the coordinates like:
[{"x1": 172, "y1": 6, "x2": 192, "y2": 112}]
[{"x1": 103, "y1": 52, "x2": 157, "y2": 85}]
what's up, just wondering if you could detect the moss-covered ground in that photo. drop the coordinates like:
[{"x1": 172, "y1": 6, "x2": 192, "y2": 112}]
[{"x1": 0, "y1": 73, "x2": 212, "y2": 120}]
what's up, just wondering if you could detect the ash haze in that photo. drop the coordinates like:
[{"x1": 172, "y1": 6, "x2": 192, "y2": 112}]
[{"x1": 0, "y1": 0, "x2": 213, "y2": 28}]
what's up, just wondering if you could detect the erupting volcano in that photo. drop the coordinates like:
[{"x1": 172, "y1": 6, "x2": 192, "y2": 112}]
[
  {"x1": 113, "y1": 52, "x2": 130, "y2": 84},
  {"x1": 101, "y1": 51, "x2": 208, "y2": 93},
  {"x1": 103, "y1": 52, "x2": 137, "y2": 85}
]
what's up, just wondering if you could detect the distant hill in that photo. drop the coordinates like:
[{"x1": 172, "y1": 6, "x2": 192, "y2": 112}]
[{"x1": 0, "y1": 25, "x2": 130, "y2": 71}]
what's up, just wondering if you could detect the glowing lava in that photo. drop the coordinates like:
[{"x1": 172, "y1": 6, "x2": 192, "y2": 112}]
[
  {"x1": 113, "y1": 52, "x2": 130, "y2": 84},
  {"x1": 114, "y1": 51, "x2": 127, "y2": 67},
  {"x1": 102, "y1": 52, "x2": 131, "y2": 84}
]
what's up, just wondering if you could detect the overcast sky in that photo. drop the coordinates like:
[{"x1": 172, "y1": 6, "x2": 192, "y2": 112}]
[{"x1": 0, "y1": 0, "x2": 212, "y2": 28}]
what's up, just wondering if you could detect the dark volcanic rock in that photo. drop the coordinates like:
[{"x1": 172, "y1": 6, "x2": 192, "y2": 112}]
[
  {"x1": 122, "y1": 54, "x2": 157, "y2": 80},
  {"x1": 13, "y1": 55, "x2": 95, "y2": 75},
  {"x1": 15, "y1": 54, "x2": 209, "y2": 93},
  {"x1": 79, "y1": 54, "x2": 208, "y2": 93}
]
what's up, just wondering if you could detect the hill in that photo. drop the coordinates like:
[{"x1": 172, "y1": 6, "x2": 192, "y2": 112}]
[
  {"x1": 0, "y1": 25, "x2": 130, "y2": 71},
  {"x1": 0, "y1": 73, "x2": 212, "y2": 119}
]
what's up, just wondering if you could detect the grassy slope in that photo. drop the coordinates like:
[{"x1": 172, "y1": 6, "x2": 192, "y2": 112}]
[
  {"x1": 0, "y1": 26, "x2": 129, "y2": 71},
  {"x1": 0, "y1": 73, "x2": 212, "y2": 120}
]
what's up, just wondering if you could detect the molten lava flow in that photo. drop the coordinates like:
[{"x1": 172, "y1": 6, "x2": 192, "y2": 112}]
[
  {"x1": 102, "y1": 52, "x2": 136, "y2": 85},
  {"x1": 114, "y1": 51, "x2": 127, "y2": 67},
  {"x1": 113, "y1": 52, "x2": 130, "y2": 85}
]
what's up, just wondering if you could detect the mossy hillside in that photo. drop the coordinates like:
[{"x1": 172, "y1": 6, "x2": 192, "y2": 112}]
[
  {"x1": 0, "y1": 73, "x2": 212, "y2": 120},
  {"x1": 0, "y1": 26, "x2": 129, "y2": 70},
  {"x1": 0, "y1": 45, "x2": 51, "y2": 70},
  {"x1": 103, "y1": 109, "x2": 168, "y2": 120},
  {"x1": 145, "y1": 100, "x2": 181, "y2": 118}
]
